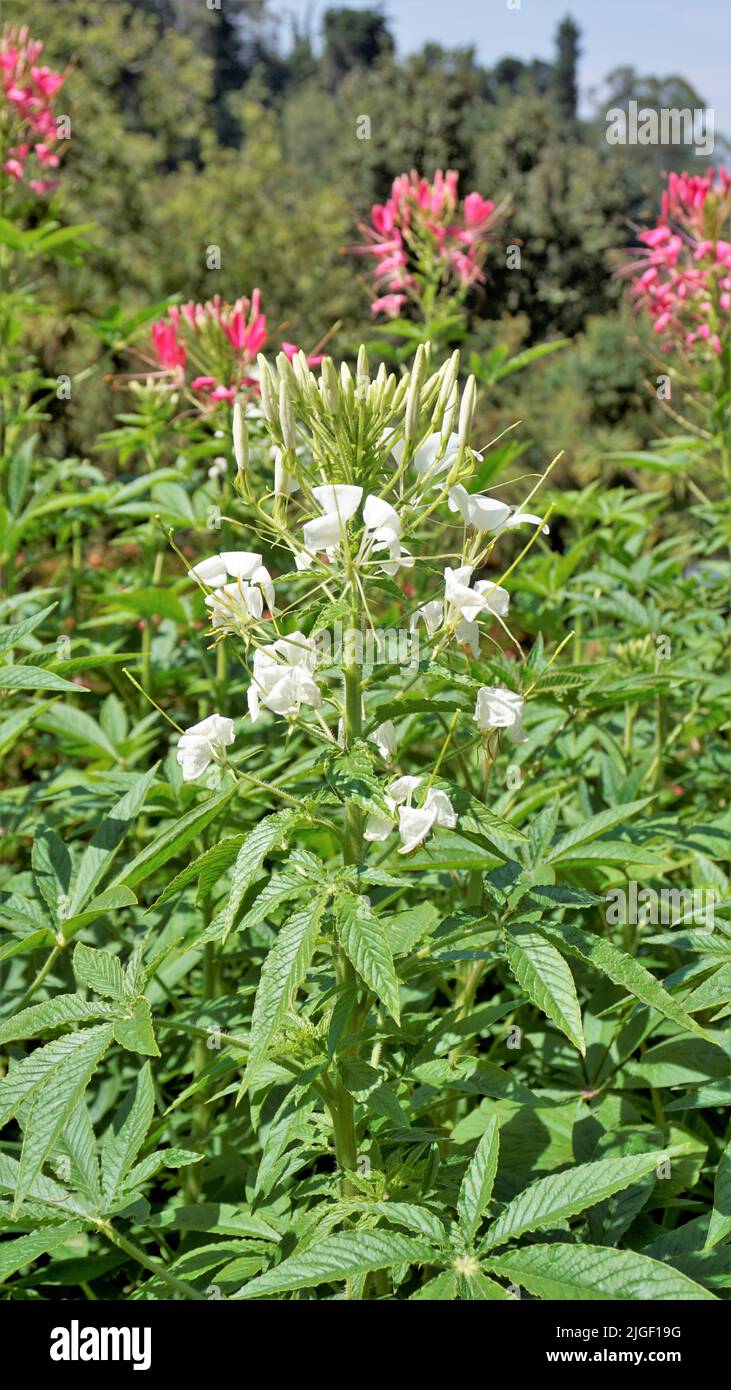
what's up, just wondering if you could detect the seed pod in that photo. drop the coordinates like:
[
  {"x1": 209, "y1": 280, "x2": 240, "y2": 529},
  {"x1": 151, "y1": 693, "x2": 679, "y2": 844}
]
[
  {"x1": 458, "y1": 375, "x2": 477, "y2": 447},
  {"x1": 279, "y1": 379, "x2": 296, "y2": 452},
  {"x1": 232, "y1": 402, "x2": 248, "y2": 473}
]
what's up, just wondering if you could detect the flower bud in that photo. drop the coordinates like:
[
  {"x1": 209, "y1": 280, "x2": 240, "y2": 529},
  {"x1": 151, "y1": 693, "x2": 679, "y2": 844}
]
[
  {"x1": 441, "y1": 382, "x2": 458, "y2": 441},
  {"x1": 279, "y1": 379, "x2": 296, "y2": 452},
  {"x1": 405, "y1": 344, "x2": 427, "y2": 441},
  {"x1": 232, "y1": 402, "x2": 248, "y2": 473},
  {"x1": 320, "y1": 357, "x2": 340, "y2": 414},
  {"x1": 438, "y1": 350, "x2": 461, "y2": 407},
  {"x1": 356, "y1": 344, "x2": 369, "y2": 386},
  {"x1": 458, "y1": 375, "x2": 477, "y2": 447},
  {"x1": 257, "y1": 355, "x2": 278, "y2": 426}
]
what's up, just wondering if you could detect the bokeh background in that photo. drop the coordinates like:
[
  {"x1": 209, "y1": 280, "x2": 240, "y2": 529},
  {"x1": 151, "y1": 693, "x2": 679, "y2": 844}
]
[{"x1": 6, "y1": 0, "x2": 730, "y2": 474}]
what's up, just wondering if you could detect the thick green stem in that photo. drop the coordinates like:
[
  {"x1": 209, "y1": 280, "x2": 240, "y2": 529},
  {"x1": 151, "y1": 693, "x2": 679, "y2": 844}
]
[{"x1": 328, "y1": 625, "x2": 363, "y2": 1200}]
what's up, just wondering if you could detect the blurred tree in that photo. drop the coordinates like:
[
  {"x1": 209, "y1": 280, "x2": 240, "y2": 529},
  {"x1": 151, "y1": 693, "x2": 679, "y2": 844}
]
[
  {"x1": 552, "y1": 15, "x2": 580, "y2": 123},
  {"x1": 321, "y1": 7, "x2": 395, "y2": 87}
]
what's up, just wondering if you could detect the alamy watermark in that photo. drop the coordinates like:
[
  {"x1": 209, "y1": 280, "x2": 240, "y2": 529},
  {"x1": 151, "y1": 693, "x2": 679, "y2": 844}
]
[
  {"x1": 315, "y1": 622, "x2": 421, "y2": 671},
  {"x1": 606, "y1": 881, "x2": 716, "y2": 930},
  {"x1": 606, "y1": 102, "x2": 714, "y2": 156}
]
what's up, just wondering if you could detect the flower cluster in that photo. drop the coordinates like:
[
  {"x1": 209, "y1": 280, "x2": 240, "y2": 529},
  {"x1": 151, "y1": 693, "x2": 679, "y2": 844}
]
[
  {"x1": 627, "y1": 166, "x2": 731, "y2": 357},
  {"x1": 1, "y1": 25, "x2": 66, "y2": 196},
  {"x1": 175, "y1": 346, "x2": 548, "y2": 856},
  {"x1": 353, "y1": 167, "x2": 506, "y2": 318},
  {"x1": 149, "y1": 292, "x2": 324, "y2": 407}
]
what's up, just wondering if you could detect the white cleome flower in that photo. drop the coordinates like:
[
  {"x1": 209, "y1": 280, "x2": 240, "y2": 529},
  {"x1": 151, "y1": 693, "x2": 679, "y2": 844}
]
[
  {"x1": 362, "y1": 494, "x2": 413, "y2": 575},
  {"x1": 473, "y1": 685, "x2": 526, "y2": 743},
  {"x1": 189, "y1": 551, "x2": 264, "y2": 587},
  {"x1": 391, "y1": 432, "x2": 482, "y2": 489},
  {"x1": 410, "y1": 598, "x2": 445, "y2": 642},
  {"x1": 176, "y1": 713, "x2": 235, "y2": 781},
  {"x1": 298, "y1": 483, "x2": 363, "y2": 569},
  {"x1": 247, "y1": 631, "x2": 322, "y2": 721},
  {"x1": 364, "y1": 775, "x2": 457, "y2": 854},
  {"x1": 448, "y1": 484, "x2": 511, "y2": 532}
]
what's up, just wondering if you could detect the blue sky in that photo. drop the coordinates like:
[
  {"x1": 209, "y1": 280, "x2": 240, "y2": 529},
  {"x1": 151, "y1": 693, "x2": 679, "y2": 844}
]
[{"x1": 278, "y1": 0, "x2": 731, "y2": 134}]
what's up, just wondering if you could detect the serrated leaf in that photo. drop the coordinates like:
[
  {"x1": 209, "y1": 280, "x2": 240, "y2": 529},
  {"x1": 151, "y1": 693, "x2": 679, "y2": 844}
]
[
  {"x1": 483, "y1": 1150, "x2": 677, "y2": 1250},
  {"x1": 336, "y1": 891, "x2": 401, "y2": 1024},
  {"x1": 0, "y1": 1222, "x2": 82, "y2": 1283},
  {"x1": 0, "y1": 602, "x2": 56, "y2": 656},
  {"x1": 706, "y1": 1139, "x2": 731, "y2": 1249},
  {"x1": 149, "y1": 835, "x2": 244, "y2": 910},
  {"x1": 101, "y1": 1063, "x2": 155, "y2": 1204},
  {"x1": 234, "y1": 1229, "x2": 436, "y2": 1297},
  {"x1": 485, "y1": 1243, "x2": 716, "y2": 1300},
  {"x1": 111, "y1": 786, "x2": 236, "y2": 890},
  {"x1": 14, "y1": 1024, "x2": 114, "y2": 1211},
  {"x1": 113, "y1": 1000, "x2": 159, "y2": 1057},
  {"x1": 457, "y1": 1115, "x2": 500, "y2": 1243},
  {"x1": 0, "y1": 665, "x2": 85, "y2": 692},
  {"x1": 69, "y1": 766, "x2": 159, "y2": 915},
  {"x1": 242, "y1": 895, "x2": 327, "y2": 1089},
  {"x1": 547, "y1": 799, "x2": 652, "y2": 861},
  {"x1": 540, "y1": 921, "x2": 716, "y2": 1042},
  {"x1": 505, "y1": 926, "x2": 585, "y2": 1054},
  {"x1": 73, "y1": 943, "x2": 126, "y2": 1001},
  {"x1": 0, "y1": 993, "x2": 118, "y2": 1045},
  {"x1": 222, "y1": 811, "x2": 298, "y2": 937}
]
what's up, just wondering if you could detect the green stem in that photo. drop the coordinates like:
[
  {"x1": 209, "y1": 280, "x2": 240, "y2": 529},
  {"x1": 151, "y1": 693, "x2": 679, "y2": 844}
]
[{"x1": 99, "y1": 1223, "x2": 204, "y2": 1301}]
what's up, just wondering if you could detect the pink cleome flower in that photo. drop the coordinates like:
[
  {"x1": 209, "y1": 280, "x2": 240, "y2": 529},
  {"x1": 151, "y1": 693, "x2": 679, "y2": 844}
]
[
  {"x1": 1, "y1": 25, "x2": 66, "y2": 195},
  {"x1": 625, "y1": 166, "x2": 731, "y2": 359},
  {"x1": 352, "y1": 168, "x2": 506, "y2": 318},
  {"x1": 149, "y1": 294, "x2": 324, "y2": 406}
]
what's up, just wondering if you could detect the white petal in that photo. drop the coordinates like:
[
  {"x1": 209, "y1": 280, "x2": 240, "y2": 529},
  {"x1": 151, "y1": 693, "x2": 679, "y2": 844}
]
[
  {"x1": 398, "y1": 804, "x2": 437, "y2": 854},
  {"x1": 251, "y1": 565, "x2": 275, "y2": 613},
  {"x1": 473, "y1": 685, "x2": 524, "y2": 731},
  {"x1": 221, "y1": 551, "x2": 262, "y2": 579},
  {"x1": 503, "y1": 511, "x2": 550, "y2": 534},
  {"x1": 474, "y1": 580, "x2": 510, "y2": 617},
  {"x1": 455, "y1": 616, "x2": 480, "y2": 657},
  {"x1": 364, "y1": 812, "x2": 395, "y2": 842},
  {"x1": 389, "y1": 774, "x2": 421, "y2": 806},
  {"x1": 424, "y1": 787, "x2": 457, "y2": 829},
  {"x1": 303, "y1": 512, "x2": 344, "y2": 552},
  {"x1": 466, "y1": 495, "x2": 511, "y2": 532},
  {"x1": 176, "y1": 735, "x2": 214, "y2": 781},
  {"x1": 370, "y1": 720, "x2": 396, "y2": 762},
  {"x1": 189, "y1": 555, "x2": 227, "y2": 587},
  {"x1": 363, "y1": 494, "x2": 401, "y2": 539},
  {"x1": 312, "y1": 484, "x2": 363, "y2": 521}
]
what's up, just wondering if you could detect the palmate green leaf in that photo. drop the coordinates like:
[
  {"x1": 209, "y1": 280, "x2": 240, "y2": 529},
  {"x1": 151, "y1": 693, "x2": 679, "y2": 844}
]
[
  {"x1": 35, "y1": 703, "x2": 121, "y2": 762},
  {"x1": 0, "y1": 1222, "x2": 83, "y2": 1284},
  {"x1": 485, "y1": 1243, "x2": 716, "y2": 1300},
  {"x1": 0, "y1": 993, "x2": 118, "y2": 1045},
  {"x1": 539, "y1": 921, "x2": 717, "y2": 1042},
  {"x1": 234, "y1": 1229, "x2": 437, "y2": 1298},
  {"x1": 14, "y1": 1024, "x2": 115, "y2": 1211},
  {"x1": 483, "y1": 1150, "x2": 679, "y2": 1250},
  {"x1": 705, "y1": 1139, "x2": 731, "y2": 1249},
  {"x1": 546, "y1": 798, "x2": 652, "y2": 862},
  {"x1": 505, "y1": 926, "x2": 585, "y2": 1055},
  {"x1": 241, "y1": 895, "x2": 327, "y2": 1092},
  {"x1": 101, "y1": 1063, "x2": 155, "y2": 1205},
  {"x1": 0, "y1": 664, "x2": 86, "y2": 692},
  {"x1": 336, "y1": 891, "x2": 401, "y2": 1024},
  {"x1": 111, "y1": 785, "x2": 236, "y2": 891},
  {"x1": 327, "y1": 742, "x2": 393, "y2": 818},
  {"x1": 459, "y1": 1270, "x2": 512, "y2": 1300},
  {"x1": 69, "y1": 764, "x2": 159, "y2": 915},
  {"x1": 457, "y1": 1115, "x2": 500, "y2": 1244}
]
